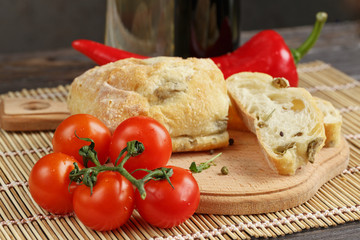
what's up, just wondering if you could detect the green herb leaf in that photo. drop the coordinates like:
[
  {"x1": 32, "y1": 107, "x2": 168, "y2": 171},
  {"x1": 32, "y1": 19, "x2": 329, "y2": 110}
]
[{"x1": 189, "y1": 153, "x2": 222, "y2": 173}]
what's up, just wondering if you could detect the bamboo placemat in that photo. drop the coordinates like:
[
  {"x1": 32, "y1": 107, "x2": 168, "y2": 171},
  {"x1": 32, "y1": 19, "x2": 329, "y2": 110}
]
[{"x1": 1, "y1": 61, "x2": 360, "y2": 239}]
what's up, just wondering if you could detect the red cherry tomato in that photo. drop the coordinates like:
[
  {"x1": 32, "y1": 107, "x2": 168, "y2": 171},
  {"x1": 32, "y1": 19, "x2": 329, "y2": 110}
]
[
  {"x1": 52, "y1": 114, "x2": 111, "y2": 166},
  {"x1": 28, "y1": 152, "x2": 83, "y2": 214},
  {"x1": 109, "y1": 116, "x2": 172, "y2": 179},
  {"x1": 134, "y1": 166, "x2": 200, "y2": 228},
  {"x1": 72, "y1": 171, "x2": 134, "y2": 231}
]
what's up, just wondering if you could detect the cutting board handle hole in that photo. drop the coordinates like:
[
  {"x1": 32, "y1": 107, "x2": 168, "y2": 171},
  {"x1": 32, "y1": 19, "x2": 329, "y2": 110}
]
[{"x1": 21, "y1": 101, "x2": 50, "y2": 111}]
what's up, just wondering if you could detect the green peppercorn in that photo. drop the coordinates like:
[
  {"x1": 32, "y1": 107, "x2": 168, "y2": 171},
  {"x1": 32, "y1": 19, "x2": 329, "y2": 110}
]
[{"x1": 221, "y1": 166, "x2": 229, "y2": 175}]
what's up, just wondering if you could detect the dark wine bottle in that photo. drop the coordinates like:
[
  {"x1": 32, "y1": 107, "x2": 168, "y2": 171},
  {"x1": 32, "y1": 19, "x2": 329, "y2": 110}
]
[
  {"x1": 106, "y1": 0, "x2": 241, "y2": 58},
  {"x1": 174, "y1": 0, "x2": 241, "y2": 58}
]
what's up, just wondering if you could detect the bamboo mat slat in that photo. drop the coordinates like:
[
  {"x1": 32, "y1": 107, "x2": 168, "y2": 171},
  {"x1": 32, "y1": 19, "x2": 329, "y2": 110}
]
[{"x1": 1, "y1": 61, "x2": 360, "y2": 239}]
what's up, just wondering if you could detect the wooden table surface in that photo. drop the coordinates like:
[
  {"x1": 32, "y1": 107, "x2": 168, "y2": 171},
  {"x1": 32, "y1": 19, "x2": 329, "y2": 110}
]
[{"x1": 0, "y1": 20, "x2": 359, "y2": 239}]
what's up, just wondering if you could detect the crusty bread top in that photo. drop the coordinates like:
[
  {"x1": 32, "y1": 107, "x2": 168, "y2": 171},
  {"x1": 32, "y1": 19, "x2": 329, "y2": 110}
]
[{"x1": 67, "y1": 57, "x2": 230, "y2": 152}]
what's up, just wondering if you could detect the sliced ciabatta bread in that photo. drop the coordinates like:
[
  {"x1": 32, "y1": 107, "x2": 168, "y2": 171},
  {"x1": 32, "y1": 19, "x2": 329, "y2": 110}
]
[
  {"x1": 227, "y1": 97, "x2": 249, "y2": 131},
  {"x1": 226, "y1": 72, "x2": 326, "y2": 175},
  {"x1": 314, "y1": 97, "x2": 342, "y2": 147}
]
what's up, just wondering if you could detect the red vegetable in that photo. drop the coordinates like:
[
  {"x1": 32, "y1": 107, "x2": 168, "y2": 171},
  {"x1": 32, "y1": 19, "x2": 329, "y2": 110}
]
[
  {"x1": 52, "y1": 114, "x2": 112, "y2": 167},
  {"x1": 213, "y1": 12, "x2": 328, "y2": 86},
  {"x1": 72, "y1": 171, "x2": 134, "y2": 231},
  {"x1": 68, "y1": 137, "x2": 176, "y2": 229},
  {"x1": 28, "y1": 152, "x2": 84, "y2": 214},
  {"x1": 134, "y1": 166, "x2": 200, "y2": 228},
  {"x1": 72, "y1": 39, "x2": 147, "y2": 65},
  {"x1": 109, "y1": 116, "x2": 172, "y2": 179},
  {"x1": 72, "y1": 12, "x2": 327, "y2": 87}
]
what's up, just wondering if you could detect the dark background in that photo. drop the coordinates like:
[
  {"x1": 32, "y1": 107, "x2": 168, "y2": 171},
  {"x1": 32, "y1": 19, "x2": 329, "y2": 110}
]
[{"x1": 0, "y1": 0, "x2": 359, "y2": 54}]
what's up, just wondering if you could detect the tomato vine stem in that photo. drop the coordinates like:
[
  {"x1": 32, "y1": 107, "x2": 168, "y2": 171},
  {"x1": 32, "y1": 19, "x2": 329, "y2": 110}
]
[{"x1": 69, "y1": 139, "x2": 173, "y2": 199}]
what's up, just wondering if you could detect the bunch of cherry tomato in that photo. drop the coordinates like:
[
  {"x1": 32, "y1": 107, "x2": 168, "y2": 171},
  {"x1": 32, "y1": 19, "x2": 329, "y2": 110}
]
[{"x1": 28, "y1": 114, "x2": 200, "y2": 231}]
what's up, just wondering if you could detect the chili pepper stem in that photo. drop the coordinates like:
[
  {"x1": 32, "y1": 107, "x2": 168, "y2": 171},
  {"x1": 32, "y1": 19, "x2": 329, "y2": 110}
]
[{"x1": 291, "y1": 12, "x2": 327, "y2": 64}]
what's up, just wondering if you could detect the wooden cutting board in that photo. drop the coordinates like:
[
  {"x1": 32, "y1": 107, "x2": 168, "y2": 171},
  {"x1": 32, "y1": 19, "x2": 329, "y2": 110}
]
[
  {"x1": 0, "y1": 97, "x2": 70, "y2": 131},
  {"x1": 169, "y1": 131, "x2": 349, "y2": 215},
  {"x1": 0, "y1": 98, "x2": 349, "y2": 215}
]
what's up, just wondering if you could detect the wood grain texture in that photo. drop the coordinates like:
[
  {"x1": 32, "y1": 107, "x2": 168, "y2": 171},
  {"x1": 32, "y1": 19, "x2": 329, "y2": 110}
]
[
  {"x1": 0, "y1": 97, "x2": 70, "y2": 131},
  {"x1": 169, "y1": 131, "x2": 349, "y2": 215}
]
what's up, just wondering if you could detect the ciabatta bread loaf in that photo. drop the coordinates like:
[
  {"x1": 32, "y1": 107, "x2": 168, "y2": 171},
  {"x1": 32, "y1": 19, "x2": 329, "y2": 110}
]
[
  {"x1": 314, "y1": 97, "x2": 342, "y2": 147},
  {"x1": 67, "y1": 57, "x2": 230, "y2": 152},
  {"x1": 226, "y1": 72, "x2": 326, "y2": 175}
]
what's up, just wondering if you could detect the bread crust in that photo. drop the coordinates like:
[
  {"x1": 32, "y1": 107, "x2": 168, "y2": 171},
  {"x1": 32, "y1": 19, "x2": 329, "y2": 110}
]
[
  {"x1": 314, "y1": 97, "x2": 342, "y2": 147},
  {"x1": 67, "y1": 57, "x2": 230, "y2": 152},
  {"x1": 226, "y1": 72, "x2": 326, "y2": 175},
  {"x1": 227, "y1": 96, "x2": 249, "y2": 132}
]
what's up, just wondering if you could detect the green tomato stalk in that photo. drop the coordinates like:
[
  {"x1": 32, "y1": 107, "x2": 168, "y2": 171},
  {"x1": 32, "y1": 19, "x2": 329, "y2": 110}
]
[{"x1": 69, "y1": 138, "x2": 173, "y2": 200}]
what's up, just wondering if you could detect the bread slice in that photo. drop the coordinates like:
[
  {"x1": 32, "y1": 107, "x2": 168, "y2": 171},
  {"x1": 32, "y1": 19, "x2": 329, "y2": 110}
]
[
  {"x1": 314, "y1": 97, "x2": 342, "y2": 147},
  {"x1": 226, "y1": 72, "x2": 326, "y2": 175}
]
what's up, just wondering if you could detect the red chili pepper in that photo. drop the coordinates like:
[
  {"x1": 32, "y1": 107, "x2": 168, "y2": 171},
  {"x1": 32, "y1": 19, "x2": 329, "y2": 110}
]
[
  {"x1": 72, "y1": 40, "x2": 148, "y2": 65},
  {"x1": 72, "y1": 12, "x2": 327, "y2": 87}
]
